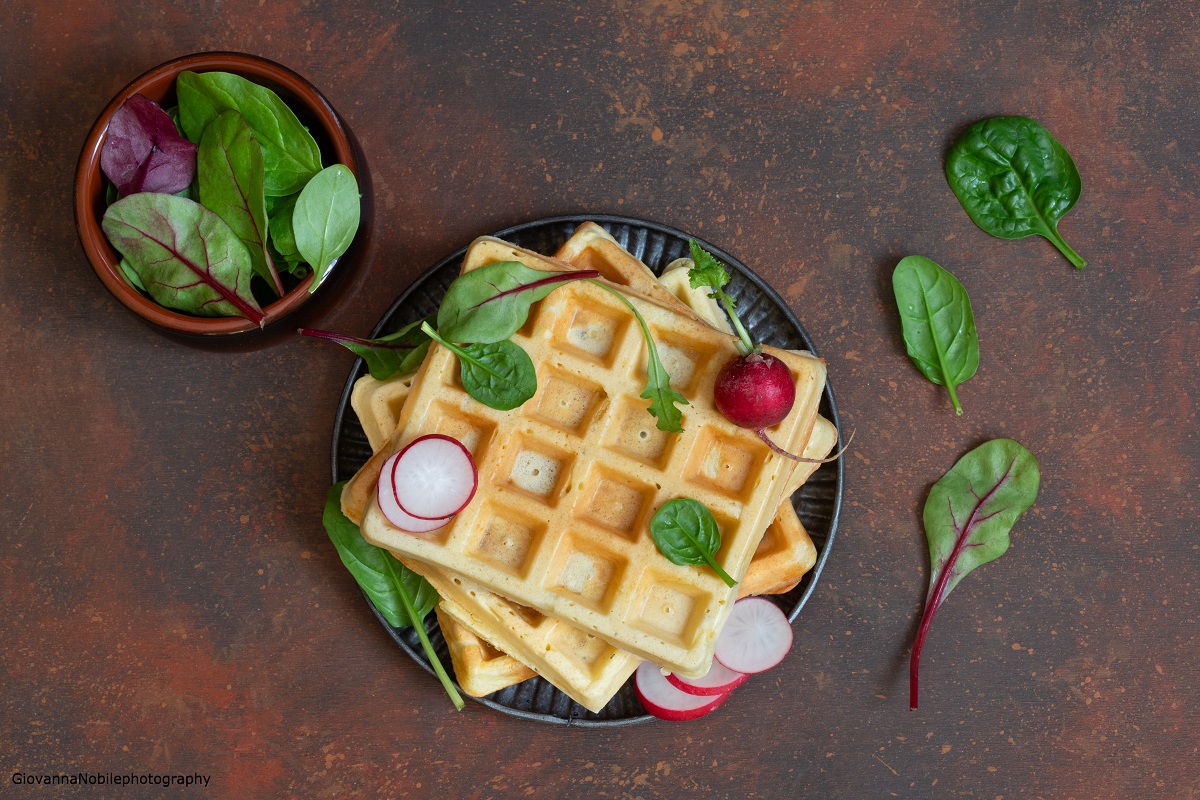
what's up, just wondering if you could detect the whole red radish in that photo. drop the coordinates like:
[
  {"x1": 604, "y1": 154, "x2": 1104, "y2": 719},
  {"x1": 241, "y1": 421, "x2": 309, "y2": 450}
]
[
  {"x1": 688, "y1": 240, "x2": 842, "y2": 464},
  {"x1": 713, "y1": 351, "x2": 796, "y2": 430}
]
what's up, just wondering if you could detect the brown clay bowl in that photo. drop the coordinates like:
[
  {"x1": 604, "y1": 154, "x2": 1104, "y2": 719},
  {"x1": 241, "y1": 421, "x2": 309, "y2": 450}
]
[{"x1": 74, "y1": 52, "x2": 367, "y2": 338}]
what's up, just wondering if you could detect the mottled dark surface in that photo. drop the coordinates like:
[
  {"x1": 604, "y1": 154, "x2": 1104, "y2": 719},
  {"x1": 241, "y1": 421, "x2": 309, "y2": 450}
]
[{"x1": 1, "y1": 2, "x2": 1196, "y2": 798}]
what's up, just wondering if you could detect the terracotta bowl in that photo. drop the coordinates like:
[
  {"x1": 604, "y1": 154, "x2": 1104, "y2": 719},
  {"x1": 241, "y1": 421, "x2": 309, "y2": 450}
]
[{"x1": 74, "y1": 52, "x2": 367, "y2": 338}]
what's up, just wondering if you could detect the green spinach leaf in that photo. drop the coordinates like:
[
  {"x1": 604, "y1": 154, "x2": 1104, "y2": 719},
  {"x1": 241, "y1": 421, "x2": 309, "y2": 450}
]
[
  {"x1": 293, "y1": 164, "x2": 360, "y2": 290},
  {"x1": 649, "y1": 498, "x2": 735, "y2": 587},
  {"x1": 946, "y1": 116, "x2": 1086, "y2": 269},
  {"x1": 177, "y1": 70, "x2": 323, "y2": 196},
  {"x1": 267, "y1": 191, "x2": 301, "y2": 260},
  {"x1": 892, "y1": 255, "x2": 979, "y2": 416},
  {"x1": 300, "y1": 316, "x2": 434, "y2": 380},
  {"x1": 197, "y1": 110, "x2": 282, "y2": 296},
  {"x1": 589, "y1": 280, "x2": 687, "y2": 433},
  {"x1": 102, "y1": 193, "x2": 263, "y2": 324},
  {"x1": 422, "y1": 323, "x2": 537, "y2": 410},
  {"x1": 118, "y1": 257, "x2": 145, "y2": 291},
  {"x1": 323, "y1": 483, "x2": 464, "y2": 710},
  {"x1": 437, "y1": 261, "x2": 599, "y2": 344},
  {"x1": 909, "y1": 439, "x2": 1040, "y2": 709}
]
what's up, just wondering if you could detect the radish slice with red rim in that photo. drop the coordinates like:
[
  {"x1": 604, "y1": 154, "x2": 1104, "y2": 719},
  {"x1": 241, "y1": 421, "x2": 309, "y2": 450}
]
[
  {"x1": 391, "y1": 434, "x2": 478, "y2": 520},
  {"x1": 713, "y1": 596, "x2": 794, "y2": 674},
  {"x1": 377, "y1": 451, "x2": 453, "y2": 533},
  {"x1": 665, "y1": 660, "x2": 749, "y2": 697},
  {"x1": 635, "y1": 662, "x2": 730, "y2": 721}
]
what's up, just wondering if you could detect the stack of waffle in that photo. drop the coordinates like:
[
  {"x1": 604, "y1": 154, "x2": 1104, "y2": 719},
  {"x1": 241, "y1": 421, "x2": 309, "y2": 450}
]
[{"x1": 340, "y1": 223, "x2": 835, "y2": 711}]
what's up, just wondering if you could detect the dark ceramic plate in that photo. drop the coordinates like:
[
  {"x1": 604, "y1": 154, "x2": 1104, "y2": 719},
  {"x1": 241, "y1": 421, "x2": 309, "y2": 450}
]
[{"x1": 330, "y1": 215, "x2": 843, "y2": 726}]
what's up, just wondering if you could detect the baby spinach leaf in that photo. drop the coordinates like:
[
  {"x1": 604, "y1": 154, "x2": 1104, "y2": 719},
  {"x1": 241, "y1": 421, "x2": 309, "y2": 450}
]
[
  {"x1": 102, "y1": 193, "x2": 263, "y2": 325},
  {"x1": 177, "y1": 70, "x2": 323, "y2": 196},
  {"x1": 293, "y1": 164, "x2": 360, "y2": 290},
  {"x1": 909, "y1": 439, "x2": 1040, "y2": 710},
  {"x1": 267, "y1": 191, "x2": 301, "y2": 260},
  {"x1": 437, "y1": 261, "x2": 600, "y2": 344},
  {"x1": 946, "y1": 116, "x2": 1086, "y2": 269},
  {"x1": 100, "y1": 93, "x2": 197, "y2": 196},
  {"x1": 300, "y1": 316, "x2": 434, "y2": 380},
  {"x1": 649, "y1": 498, "x2": 735, "y2": 587},
  {"x1": 892, "y1": 256, "x2": 979, "y2": 416},
  {"x1": 197, "y1": 110, "x2": 282, "y2": 296},
  {"x1": 688, "y1": 240, "x2": 756, "y2": 355},
  {"x1": 589, "y1": 280, "x2": 687, "y2": 433},
  {"x1": 422, "y1": 323, "x2": 537, "y2": 411},
  {"x1": 323, "y1": 483, "x2": 463, "y2": 710}
]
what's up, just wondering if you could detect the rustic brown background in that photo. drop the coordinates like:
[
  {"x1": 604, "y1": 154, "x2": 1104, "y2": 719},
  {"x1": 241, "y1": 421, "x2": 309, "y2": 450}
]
[{"x1": 1, "y1": 1, "x2": 1197, "y2": 798}]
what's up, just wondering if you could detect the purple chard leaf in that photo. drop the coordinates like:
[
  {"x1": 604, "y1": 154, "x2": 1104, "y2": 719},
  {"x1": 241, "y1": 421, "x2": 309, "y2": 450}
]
[
  {"x1": 197, "y1": 110, "x2": 283, "y2": 296},
  {"x1": 910, "y1": 438, "x2": 1040, "y2": 709},
  {"x1": 100, "y1": 94, "x2": 197, "y2": 196},
  {"x1": 102, "y1": 193, "x2": 263, "y2": 325}
]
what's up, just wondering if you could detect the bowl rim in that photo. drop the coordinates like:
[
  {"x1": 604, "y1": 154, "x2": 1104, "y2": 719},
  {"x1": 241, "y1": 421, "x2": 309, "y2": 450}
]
[{"x1": 74, "y1": 51, "x2": 358, "y2": 336}]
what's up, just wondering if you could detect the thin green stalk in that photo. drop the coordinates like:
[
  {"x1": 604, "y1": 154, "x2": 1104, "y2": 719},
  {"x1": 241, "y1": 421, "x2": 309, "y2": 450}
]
[
  {"x1": 421, "y1": 321, "x2": 501, "y2": 379},
  {"x1": 384, "y1": 558, "x2": 464, "y2": 710},
  {"x1": 715, "y1": 291, "x2": 756, "y2": 355}
]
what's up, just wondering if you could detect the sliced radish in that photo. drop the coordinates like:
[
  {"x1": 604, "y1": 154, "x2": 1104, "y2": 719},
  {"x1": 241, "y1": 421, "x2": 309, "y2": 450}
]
[
  {"x1": 713, "y1": 596, "x2": 794, "y2": 674},
  {"x1": 666, "y1": 660, "x2": 749, "y2": 697},
  {"x1": 391, "y1": 434, "x2": 478, "y2": 520},
  {"x1": 377, "y1": 451, "x2": 453, "y2": 533},
  {"x1": 635, "y1": 662, "x2": 730, "y2": 721}
]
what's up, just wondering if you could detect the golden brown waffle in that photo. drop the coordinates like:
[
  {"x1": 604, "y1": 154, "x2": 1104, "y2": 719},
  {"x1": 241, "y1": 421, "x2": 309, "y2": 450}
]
[
  {"x1": 360, "y1": 236, "x2": 827, "y2": 676},
  {"x1": 434, "y1": 605, "x2": 536, "y2": 696},
  {"x1": 347, "y1": 370, "x2": 829, "y2": 707}
]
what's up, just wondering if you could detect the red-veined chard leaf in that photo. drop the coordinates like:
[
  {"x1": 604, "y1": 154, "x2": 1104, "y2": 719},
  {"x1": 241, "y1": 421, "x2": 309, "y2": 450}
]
[
  {"x1": 946, "y1": 116, "x2": 1086, "y2": 269},
  {"x1": 910, "y1": 438, "x2": 1040, "y2": 710},
  {"x1": 177, "y1": 70, "x2": 322, "y2": 196},
  {"x1": 299, "y1": 316, "x2": 434, "y2": 380},
  {"x1": 102, "y1": 193, "x2": 263, "y2": 324},
  {"x1": 100, "y1": 93, "x2": 196, "y2": 197},
  {"x1": 892, "y1": 255, "x2": 979, "y2": 416},
  {"x1": 293, "y1": 165, "x2": 361, "y2": 291},
  {"x1": 197, "y1": 110, "x2": 283, "y2": 296},
  {"x1": 436, "y1": 261, "x2": 600, "y2": 344},
  {"x1": 323, "y1": 483, "x2": 463, "y2": 710}
]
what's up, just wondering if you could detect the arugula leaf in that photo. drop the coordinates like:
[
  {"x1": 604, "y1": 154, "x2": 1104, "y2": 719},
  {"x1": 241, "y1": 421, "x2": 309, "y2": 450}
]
[
  {"x1": 892, "y1": 256, "x2": 979, "y2": 416},
  {"x1": 946, "y1": 116, "x2": 1086, "y2": 269},
  {"x1": 687, "y1": 241, "x2": 756, "y2": 355},
  {"x1": 910, "y1": 439, "x2": 1040, "y2": 709},
  {"x1": 177, "y1": 70, "x2": 323, "y2": 196},
  {"x1": 437, "y1": 261, "x2": 600, "y2": 344},
  {"x1": 197, "y1": 110, "x2": 282, "y2": 296},
  {"x1": 293, "y1": 164, "x2": 361, "y2": 290},
  {"x1": 102, "y1": 193, "x2": 263, "y2": 324},
  {"x1": 422, "y1": 323, "x2": 537, "y2": 411},
  {"x1": 299, "y1": 316, "x2": 434, "y2": 380},
  {"x1": 649, "y1": 498, "x2": 735, "y2": 587},
  {"x1": 588, "y1": 280, "x2": 687, "y2": 433},
  {"x1": 323, "y1": 483, "x2": 464, "y2": 710}
]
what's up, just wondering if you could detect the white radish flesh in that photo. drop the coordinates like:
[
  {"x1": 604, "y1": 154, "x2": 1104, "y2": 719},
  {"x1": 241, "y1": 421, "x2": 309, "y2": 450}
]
[
  {"x1": 635, "y1": 662, "x2": 729, "y2": 721},
  {"x1": 392, "y1": 434, "x2": 478, "y2": 520},
  {"x1": 665, "y1": 660, "x2": 749, "y2": 697},
  {"x1": 713, "y1": 597, "x2": 793, "y2": 674},
  {"x1": 377, "y1": 451, "x2": 453, "y2": 533}
]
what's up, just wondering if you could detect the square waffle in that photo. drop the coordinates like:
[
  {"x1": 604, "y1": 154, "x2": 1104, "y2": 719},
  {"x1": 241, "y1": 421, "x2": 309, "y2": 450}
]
[
  {"x1": 345, "y1": 371, "x2": 831, "y2": 708},
  {"x1": 359, "y1": 236, "x2": 827, "y2": 676}
]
